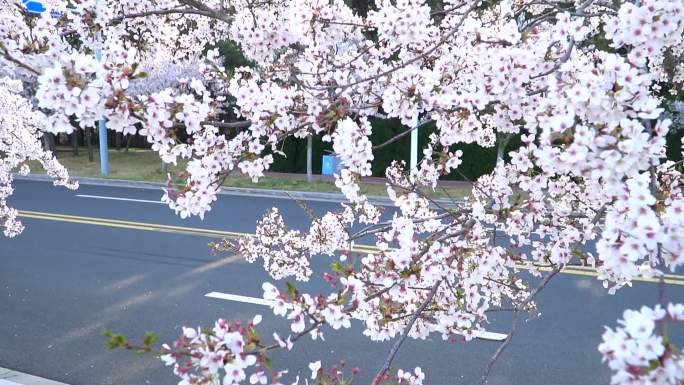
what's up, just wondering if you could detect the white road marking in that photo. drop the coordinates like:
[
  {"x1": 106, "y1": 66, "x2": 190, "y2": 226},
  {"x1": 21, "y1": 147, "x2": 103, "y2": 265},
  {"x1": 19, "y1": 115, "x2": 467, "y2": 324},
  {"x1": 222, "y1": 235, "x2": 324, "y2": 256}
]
[
  {"x1": 76, "y1": 194, "x2": 165, "y2": 204},
  {"x1": 205, "y1": 291, "x2": 275, "y2": 306},
  {"x1": 205, "y1": 291, "x2": 508, "y2": 341},
  {"x1": 471, "y1": 330, "x2": 508, "y2": 341}
]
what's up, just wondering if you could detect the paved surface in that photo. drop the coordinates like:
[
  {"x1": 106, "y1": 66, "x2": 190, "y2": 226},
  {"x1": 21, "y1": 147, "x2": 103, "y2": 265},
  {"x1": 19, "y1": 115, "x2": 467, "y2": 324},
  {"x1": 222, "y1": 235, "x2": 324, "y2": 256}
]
[
  {"x1": 14, "y1": 174, "x2": 462, "y2": 207},
  {"x1": 0, "y1": 179, "x2": 682, "y2": 385}
]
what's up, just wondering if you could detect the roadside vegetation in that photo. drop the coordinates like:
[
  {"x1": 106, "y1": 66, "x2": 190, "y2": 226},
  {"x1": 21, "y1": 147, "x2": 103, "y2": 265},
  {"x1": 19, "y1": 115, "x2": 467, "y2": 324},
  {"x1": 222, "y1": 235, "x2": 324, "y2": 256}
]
[{"x1": 26, "y1": 148, "x2": 472, "y2": 199}]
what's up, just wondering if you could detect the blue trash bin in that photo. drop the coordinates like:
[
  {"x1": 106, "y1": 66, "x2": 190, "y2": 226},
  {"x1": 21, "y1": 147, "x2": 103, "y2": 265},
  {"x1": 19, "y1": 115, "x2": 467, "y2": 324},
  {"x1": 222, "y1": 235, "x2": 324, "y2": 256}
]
[
  {"x1": 23, "y1": 0, "x2": 46, "y2": 13},
  {"x1": 322, "y1": 155, "x2": 335, "y2": 176}
]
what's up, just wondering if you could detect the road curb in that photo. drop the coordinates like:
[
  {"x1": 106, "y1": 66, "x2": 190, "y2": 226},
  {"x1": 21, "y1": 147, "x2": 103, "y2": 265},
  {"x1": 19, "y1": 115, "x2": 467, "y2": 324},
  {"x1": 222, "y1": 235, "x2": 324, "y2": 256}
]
[
  {"x1": 0, "y1": 367, "x2": 69, "y2": 385},
  {"x1": 13, "y1": 174, "x2": 463, "y2": 207}
]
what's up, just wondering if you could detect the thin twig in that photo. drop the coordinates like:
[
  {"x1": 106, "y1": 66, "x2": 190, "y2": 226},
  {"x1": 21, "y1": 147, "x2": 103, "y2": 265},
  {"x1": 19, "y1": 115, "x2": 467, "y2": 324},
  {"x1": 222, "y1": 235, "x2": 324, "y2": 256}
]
[
  {"x1": 371, "y1": 280, "x2": 443, "y2": 385},
  {"x1": 372, "y1": 119, "x2": 434, "y2": 150},
  {"x1": 0, "y1": 47, "x2": 40, "y2": 75},
  {"x1": 109, "y1": 7, "x2": 230, "y2": 24},
  {"x1": 324, "y1": 1, "x2": 479, "y2": 97},
  {"x1": 478, "y1": 266, "x2": 561, "y2": 385}
]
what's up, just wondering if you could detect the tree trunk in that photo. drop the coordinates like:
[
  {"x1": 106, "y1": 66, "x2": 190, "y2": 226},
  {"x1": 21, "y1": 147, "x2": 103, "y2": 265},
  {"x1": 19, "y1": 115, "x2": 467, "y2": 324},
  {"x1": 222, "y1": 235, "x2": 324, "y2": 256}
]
[
  {"x1": 42, "y1": 134, "x2": 49, "y2": 152},
  {"x1": 115, "y1": 132, "x2": 123, "y2": 150},
  {"x1": 125, "y1": 134, "x2": 133, "y2": 152},
  {"x1": 86, "y1": 127, "x2": 94, "y2": 162},
  {"x1": 43, "y1": 133, "x2": 56, "y2": 153},
  {"x1": 71, "y1": 131, "x2": 79, "y2": 156},
  {"x1": 306, "y1": 135, "x2": 313, "y2": 182}
]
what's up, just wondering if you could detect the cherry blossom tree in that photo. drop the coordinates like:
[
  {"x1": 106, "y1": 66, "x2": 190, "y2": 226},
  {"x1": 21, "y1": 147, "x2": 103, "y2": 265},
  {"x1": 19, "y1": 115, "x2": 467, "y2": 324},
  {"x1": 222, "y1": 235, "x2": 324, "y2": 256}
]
[
  {"x1": 2, "y1": 0, "x2": 684, "y2": 384},
  {"x1": 0, "y1": 75, "x2": 77, "y2": 237}
]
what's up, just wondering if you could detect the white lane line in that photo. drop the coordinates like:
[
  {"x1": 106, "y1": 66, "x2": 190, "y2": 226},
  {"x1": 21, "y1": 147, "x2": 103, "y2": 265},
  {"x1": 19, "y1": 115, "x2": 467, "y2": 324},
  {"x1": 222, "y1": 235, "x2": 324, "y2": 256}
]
[
  {"x1": 471, "y1": 330, "x2": 508, "y2": 341},
  {"x1": 205, "y1": 291, "x2": 275, "y2": 306},
  {"x1": 205, "y1": 291, "x2": 508, "y2": 341},
  {"x1": 76, "y1": 194, "x2": 165, "y2": 204}
]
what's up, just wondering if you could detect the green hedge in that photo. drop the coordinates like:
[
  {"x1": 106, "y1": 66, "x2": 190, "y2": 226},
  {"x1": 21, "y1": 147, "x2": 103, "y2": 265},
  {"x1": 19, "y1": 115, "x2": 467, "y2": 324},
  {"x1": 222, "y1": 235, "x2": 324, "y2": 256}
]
[
  {"x1": 666, "y1": 130, "x2": 683, "y2": 162},
  {"x1": 269, "y1": 136, "x2": 333, "y2": 174},
  {"x1": 268, "y1": 119, "x2": 522, "y2": 181},
  {"x1": 269, "y1": 119, "x2": 684, "y2": 181}
]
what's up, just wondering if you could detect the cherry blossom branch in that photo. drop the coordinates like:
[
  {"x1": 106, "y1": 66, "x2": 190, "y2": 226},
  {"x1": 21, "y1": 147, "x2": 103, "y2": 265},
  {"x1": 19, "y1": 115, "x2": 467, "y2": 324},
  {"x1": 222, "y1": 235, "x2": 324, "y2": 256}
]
[
  {"x1": 326, "y1": 0, "x2": 480, "y2": 96},
  {"x1": 0, "y1": 47, "x2": 39, "y2": 75},
  {"x1": 330, "y1": 40, "x2": 387, "y2": 71},
  {"x1": 372, "y1": 119, "x2": 434, "y2": 150},
  {"x1": 430, "y1": 3, "x2": 471, "y2": 17},
  {"x1": 366, "y1": 217, "x2": 479, "y2": 384},
  {"x1": 403, "y1": 183, "x2": 463, "y2": 213},
  {"x1": 177, "y1": 0, "x2": 230, "y2": 20},
  {"x1": 202, "y1": 120, "x2": 251, "y2": 129},
  {"x1": 259, "y1": 318, "x2": 325, "y2": 352},
  {"x1": 259, "y1": 284, "x2": 399, "y2": 353},
  {"x1": 110, "y1": 7, "x2": 231, "y2": 24},
  {"x1": 348, "y1": 211, "x2": 455, "y2": 240},
  {"x1": 477, "y1": 266, "x2": 562, "y2": 385},
  {"x1": 371, "y1": 279, "x2": 442, "y2": 385}
]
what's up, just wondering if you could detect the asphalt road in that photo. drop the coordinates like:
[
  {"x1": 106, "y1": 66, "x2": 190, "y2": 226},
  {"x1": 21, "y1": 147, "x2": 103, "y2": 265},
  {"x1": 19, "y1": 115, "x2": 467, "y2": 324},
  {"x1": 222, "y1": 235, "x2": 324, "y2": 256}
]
[{"x1": 1, "y1": 179, "x2": 682, "y2": 385}]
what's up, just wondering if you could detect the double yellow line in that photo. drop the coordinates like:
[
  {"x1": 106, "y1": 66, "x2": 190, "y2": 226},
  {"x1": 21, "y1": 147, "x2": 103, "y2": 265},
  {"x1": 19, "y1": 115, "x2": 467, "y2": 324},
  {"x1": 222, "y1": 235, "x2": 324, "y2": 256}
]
[
  {"x1": 18, "y1": 210, "x2": 245, "y2": 239},
  {"x1": 17, "y1": 210, "x2": 684, "y2": 286},
  {"x1": 532, "y1": 264, "x2": 684, "y2": 286}
]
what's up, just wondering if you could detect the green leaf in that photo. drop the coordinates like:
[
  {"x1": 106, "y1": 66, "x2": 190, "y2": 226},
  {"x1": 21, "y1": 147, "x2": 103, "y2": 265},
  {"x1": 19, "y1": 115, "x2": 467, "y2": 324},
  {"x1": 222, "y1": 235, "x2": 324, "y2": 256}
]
[
  {"x1": 286, "y1": 281, "x2": 299, "y2": 299},
  {"x1": 330, "y1": 261, "x2": 344, "y2": 274},
  {"x1": 102, "y1": 330, "x2": 127, "y2": 350},
  {"x1": 143, "y1": 332, "x2": 159, "y2": 348}
]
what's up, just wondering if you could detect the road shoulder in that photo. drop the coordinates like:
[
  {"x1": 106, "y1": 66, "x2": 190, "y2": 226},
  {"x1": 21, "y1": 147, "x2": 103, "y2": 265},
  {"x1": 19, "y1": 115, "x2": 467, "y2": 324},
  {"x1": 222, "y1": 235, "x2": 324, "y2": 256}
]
[
  {"x1": 13, "y1": 174, "x2": 463, "y2": 206},
  {"x1": 0, "y1": 367, "x2": 69, "y2": 385}
]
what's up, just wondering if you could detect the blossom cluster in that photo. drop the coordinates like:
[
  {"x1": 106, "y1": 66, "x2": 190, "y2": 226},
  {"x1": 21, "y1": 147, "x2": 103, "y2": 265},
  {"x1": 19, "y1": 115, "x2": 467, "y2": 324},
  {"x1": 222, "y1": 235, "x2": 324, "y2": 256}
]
[
  {"x1": 604, "y1": 0, "x2": 684, "y2": 78},
  {"x1": 0, "y1": 77, "x2": 76, "y2": 237},
  {"x1": 238, "y1": 209, "x2": 312, "y2": 281},
  {"x1": 160, "y1": 316, "x2": 284, "y2": 385},
  {"x1": 36, "y1": 53, "x2": 104, "y2": 134},
  {"x1": 599, "y1": 304, "x2": 684, "y2": 385}
]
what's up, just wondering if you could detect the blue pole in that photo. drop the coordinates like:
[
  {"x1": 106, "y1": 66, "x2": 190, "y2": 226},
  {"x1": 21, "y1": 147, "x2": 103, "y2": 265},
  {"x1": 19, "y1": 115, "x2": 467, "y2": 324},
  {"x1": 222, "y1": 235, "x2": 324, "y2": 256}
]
[
  {"x1": 94, "y1": 0, "x2": 108, "y2": 176},
  {"x1": 410, "y1": 124, "x2": 418, "y2": 170},
  {"x1": 97, "y1": 116, "x2": 108, "y2": 176}
]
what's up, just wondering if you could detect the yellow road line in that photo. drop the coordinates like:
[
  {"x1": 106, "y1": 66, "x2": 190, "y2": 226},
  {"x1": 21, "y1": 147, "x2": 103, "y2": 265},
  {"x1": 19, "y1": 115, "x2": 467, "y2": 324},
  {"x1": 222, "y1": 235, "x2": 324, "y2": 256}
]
[
  {"x1": 533, "y1": 264, "x2": 684, "y2": 286},
  {"x1": 19, "y1": 210, "x2": 244, "y2": 238},
  {"x1": 352, "y1": 242, "x2": 684, "y2": 282},
  {"x1": 525, "y1": 264, "x2": 684, "y2": 282},
  {"x1": 19, "y1": 210, "x2": 386, "y2": 254},
  {"x1": 17, "y1": 210, "x2": 684, "y2": 286},
  {"x1": 525, "y1": 261, "x2": 683, "y2": 279}
]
